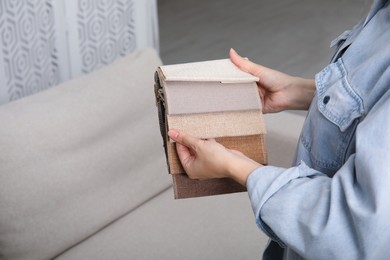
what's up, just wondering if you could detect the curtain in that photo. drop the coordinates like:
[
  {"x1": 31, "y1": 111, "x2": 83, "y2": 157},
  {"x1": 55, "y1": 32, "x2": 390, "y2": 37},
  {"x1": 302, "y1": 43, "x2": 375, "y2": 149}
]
[{"x1": 0, "y1": 0, "x2": 159, "y2": 105}]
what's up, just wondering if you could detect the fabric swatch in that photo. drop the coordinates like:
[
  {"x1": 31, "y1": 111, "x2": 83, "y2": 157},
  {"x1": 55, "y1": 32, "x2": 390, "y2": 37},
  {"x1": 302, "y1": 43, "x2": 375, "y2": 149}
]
[
  {"x1": 163, "y1": 81, "x2": 261, "y2": 115},
  {"x1": 159, "y1": 59, "x2": 259, "y2": 83},
  {"x1": 167, "y1": 110, "x2": 265, "y2": 140},
  {"x1": 155, "y1": 59, "x2": 268, "y2": 199},
  {"x1": 172, "y1": 174, "x2": 247, "y2": 199},
  {"x1": 167, "y1": 135, "x2": 267, "y2": 174}
]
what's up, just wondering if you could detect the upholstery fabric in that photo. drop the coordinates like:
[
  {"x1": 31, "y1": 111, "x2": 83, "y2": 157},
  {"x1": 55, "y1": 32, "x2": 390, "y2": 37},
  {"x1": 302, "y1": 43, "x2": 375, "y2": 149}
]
[
  {"x1": 172, "y1": 175, "x2": 247, "y2": 199},
  {"x1": 53, "y1": 187, "x2": 268, "y2": 260},
  {"x1": 163, "y1": 81, "x2": 260, "y2": 114},
  {"x1": 167, "y1": 135, "x2": 267, "y2": 175},
  {"x1": 0, "y1": 48, "x2": 169, "y2": 260},
  {"x1": 159, "y1": 58, "x2": 259, "y2": 83},
  {"x1": 155, "y1": 59, "x2": 267, "y2": 199},
  {"x1": 167, "y1": 110, "x2": 265, "y2": 139}
]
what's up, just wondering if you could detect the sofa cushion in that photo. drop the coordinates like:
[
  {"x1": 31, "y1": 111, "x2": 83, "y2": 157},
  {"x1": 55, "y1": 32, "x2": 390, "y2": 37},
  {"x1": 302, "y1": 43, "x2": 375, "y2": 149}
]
[
  {"x1": 54, "y1": 188, "x2": 268, "y2": 260},
  {"x1": 0, "y1": 48, "x2": 171, "y2": 260}
]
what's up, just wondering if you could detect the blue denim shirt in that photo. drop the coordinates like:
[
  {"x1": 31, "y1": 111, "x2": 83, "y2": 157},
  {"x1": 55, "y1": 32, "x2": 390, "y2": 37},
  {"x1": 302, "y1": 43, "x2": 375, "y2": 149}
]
[{"x1": 246, "y1": 0, "x2": 390, "y2": 259}]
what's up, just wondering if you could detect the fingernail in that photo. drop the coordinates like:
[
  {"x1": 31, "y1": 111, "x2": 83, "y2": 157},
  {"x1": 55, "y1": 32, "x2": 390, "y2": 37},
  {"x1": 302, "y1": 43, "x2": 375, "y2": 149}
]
[
  {"x1": 230, "y1": 48, "x2": 237, "y2": 55},
  {"x1": 168, "y1": 129, "x2": 179, "y2": 139}
]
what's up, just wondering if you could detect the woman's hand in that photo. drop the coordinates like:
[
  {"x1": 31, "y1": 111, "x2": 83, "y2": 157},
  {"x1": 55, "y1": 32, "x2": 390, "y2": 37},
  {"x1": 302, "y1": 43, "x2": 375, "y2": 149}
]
[
  {"x1": 168, "y1": 129, "x2": 261, "y2": 187},
  {"x1": 230, "y1": 48, "x2": 315, "y2": 113}
]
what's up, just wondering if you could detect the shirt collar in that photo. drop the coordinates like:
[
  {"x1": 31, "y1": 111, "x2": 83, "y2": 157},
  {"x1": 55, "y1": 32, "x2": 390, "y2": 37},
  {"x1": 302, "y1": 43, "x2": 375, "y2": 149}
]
[{"x1": 364, "y1": 0, "x2": 388, "y2": 26}]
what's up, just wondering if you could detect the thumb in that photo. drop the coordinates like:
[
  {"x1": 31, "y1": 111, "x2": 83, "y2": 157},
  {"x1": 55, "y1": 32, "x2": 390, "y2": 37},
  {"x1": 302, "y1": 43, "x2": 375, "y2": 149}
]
[
  {"x1": 229, "y1": 48, "x2": 262, "y2": 78},
  {"x1": 168, "y1": 129, "x2": 200, "y2": 151},
  {"x1": 175, "y1": 142, "x2": 196, "y2": 171}
]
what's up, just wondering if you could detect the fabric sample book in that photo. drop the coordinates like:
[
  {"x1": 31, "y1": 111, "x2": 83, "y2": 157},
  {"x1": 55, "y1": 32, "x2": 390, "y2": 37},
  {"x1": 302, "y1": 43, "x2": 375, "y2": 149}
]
[{"x1": 154, "y1": 59, "x2": 267, "y2": 199}]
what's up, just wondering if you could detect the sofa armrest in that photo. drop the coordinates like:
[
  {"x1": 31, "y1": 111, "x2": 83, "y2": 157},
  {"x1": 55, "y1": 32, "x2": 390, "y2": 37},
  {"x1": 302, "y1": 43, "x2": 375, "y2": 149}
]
[{"x1": 0, "y1": 48, "x2": 171, "y2": 260}]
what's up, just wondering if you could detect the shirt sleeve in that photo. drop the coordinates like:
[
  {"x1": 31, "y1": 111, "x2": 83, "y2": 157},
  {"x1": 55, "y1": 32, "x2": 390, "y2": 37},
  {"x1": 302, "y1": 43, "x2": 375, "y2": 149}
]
[{"x1": 247, "y1": 96, "x2": 390, "y2": 258}]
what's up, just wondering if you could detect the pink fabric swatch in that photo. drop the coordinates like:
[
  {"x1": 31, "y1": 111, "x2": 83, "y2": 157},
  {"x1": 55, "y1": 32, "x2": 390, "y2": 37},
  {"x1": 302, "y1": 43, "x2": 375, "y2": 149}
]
[{"x1": 164, "y1": 81, "x2": 261, "y2": 115}]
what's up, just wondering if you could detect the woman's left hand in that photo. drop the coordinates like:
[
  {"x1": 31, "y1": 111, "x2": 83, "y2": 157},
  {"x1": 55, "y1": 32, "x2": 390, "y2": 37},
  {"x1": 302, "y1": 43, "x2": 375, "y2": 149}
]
[{"x1": 168, "y1": 129, "x2": 261, "y2": 187}]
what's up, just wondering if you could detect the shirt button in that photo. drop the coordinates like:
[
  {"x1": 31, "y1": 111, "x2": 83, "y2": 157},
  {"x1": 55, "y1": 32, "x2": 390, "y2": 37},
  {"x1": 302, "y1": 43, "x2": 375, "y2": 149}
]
[{"x1": 323, "y1": 95, "x2": 330, "y2": 105}]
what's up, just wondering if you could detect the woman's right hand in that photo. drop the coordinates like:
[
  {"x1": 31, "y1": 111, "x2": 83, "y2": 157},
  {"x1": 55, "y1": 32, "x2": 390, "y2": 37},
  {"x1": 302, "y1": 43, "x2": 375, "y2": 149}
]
[{"x1": 229, "y1": 48, "x2": 316, "y2": 113}]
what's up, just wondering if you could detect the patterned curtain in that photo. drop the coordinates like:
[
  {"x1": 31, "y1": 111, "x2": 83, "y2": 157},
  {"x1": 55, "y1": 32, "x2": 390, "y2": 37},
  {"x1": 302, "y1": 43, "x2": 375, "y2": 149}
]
[{"x1": 0, "y1": 0, "x2": 158, "y2": 105}]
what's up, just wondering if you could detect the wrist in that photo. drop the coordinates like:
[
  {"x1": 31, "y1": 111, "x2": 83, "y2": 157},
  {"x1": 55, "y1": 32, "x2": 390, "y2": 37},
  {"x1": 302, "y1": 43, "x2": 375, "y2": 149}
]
[
  {"x1": 287, "y1": 77, "x2": 316, "y2": 110},
  {"x1": 226, "y1": 157, "x2": 261, "y2": 187}
]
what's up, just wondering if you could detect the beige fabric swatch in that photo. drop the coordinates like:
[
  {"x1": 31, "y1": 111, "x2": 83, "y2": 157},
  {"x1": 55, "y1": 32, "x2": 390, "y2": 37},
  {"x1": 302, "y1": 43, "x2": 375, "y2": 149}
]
[
  {"x1": 167, "y1": 110, "x2": 266, "y2": 140},
  {"x1": 158, "y1": 59, "x2": 259, "y2": 83},
  {"x1": 163, "y1": 81, "x2": 261, "y2": 115}
]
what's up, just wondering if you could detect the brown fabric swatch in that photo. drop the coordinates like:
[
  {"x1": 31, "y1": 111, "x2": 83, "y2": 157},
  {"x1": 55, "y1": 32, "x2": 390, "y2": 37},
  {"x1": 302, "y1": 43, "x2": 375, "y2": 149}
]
[
  {"x1": 170, "y1": 134, "x2": 268, "y2": 199},
  {"x1": 167, "y1": 135, "x2": 267, "y2": 175},
  {"x1": 172, "y1": 174, "x2": 247, "y2": 199}
]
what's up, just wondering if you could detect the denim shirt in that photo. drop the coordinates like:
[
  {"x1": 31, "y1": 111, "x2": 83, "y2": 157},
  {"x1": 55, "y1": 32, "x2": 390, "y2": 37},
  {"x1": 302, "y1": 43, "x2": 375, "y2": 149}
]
[{"x1": 246, "y1": 0, "x2": 390, "y2": 259}]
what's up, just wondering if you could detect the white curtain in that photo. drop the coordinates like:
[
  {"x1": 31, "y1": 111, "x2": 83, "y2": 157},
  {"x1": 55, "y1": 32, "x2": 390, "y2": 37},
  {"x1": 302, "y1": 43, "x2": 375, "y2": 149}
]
[{"x1": 0, "y1": 0, "x2": 159, "y2": 105}]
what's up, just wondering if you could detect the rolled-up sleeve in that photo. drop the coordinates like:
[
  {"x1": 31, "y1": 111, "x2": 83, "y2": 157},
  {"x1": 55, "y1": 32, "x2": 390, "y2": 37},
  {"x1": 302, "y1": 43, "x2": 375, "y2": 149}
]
[
  {"x1": 247, "y1": 163, "x2": 325, "y2": 247},
  {"x1": 246, "y1": 96, "x2": 390, "y2": 258}
]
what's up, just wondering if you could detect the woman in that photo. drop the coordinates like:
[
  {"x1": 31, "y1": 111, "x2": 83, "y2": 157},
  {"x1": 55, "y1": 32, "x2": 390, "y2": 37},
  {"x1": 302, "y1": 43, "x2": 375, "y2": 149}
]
[{"x1": 168, "y1": 0, "x2": 390, "y2": 259}]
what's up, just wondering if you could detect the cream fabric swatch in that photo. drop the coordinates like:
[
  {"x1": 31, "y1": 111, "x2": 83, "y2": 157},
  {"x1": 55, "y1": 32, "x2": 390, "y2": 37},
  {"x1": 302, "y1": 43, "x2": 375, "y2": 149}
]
[
  {"x1": 167, "y1": 110, "x2": 266, "y2": 140},
  {"x1": 163, "y1": 81, "x2": 261, "y2": 115},
  {"x1": 159, "y1": 59, "x2": 259, "y2": 83}
]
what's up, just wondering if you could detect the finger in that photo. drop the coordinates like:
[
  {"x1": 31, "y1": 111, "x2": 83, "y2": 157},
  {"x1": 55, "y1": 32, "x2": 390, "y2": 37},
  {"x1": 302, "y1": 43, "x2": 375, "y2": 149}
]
[
  {"x1": 168, "y1": 129, "x2": 201, "y2": 151},
  {"x1": 176, "y1": 142, "x2": 194, "y2": 169},
  {"x1": 230, "y1": 149, "x2": 245, "y2": 157},
  {"x1": 229, "y1": 48, "x2": 262, "y2": 77},
  {"x1": 208, "y1": 138, "x2": 217, "y2": 143}
]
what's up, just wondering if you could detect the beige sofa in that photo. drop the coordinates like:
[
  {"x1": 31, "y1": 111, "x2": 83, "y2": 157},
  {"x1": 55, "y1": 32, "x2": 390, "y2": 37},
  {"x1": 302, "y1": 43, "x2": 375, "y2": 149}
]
[{"x1": 0, "y1": 48, "x2": 304, "y2": 259}]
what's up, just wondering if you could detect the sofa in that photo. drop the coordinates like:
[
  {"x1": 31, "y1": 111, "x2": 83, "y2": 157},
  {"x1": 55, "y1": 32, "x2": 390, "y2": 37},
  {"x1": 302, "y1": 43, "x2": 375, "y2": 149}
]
[{"x1": 0, "y1": 48, "x2": 305, "y2": 259}]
